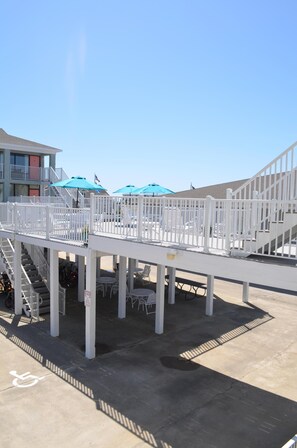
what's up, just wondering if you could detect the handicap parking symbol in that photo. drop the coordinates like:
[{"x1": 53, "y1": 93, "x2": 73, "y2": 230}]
[{"x1": 9, "y1": 370, "x2": 45, "y2": 388}]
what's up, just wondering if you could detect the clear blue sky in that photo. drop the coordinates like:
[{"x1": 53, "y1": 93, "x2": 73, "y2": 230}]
[{"x1": 1, "y1": 0, "x2": 297, "y2": 194}]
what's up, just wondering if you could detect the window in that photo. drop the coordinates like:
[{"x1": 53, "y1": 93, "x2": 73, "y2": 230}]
[
  {"x1": 10, "y1": 153, "x2": 29, "y2": 167},
  {"x1": 29, "y1": 186, "x2": 40, "y2": 197},
  {"x1": 10, "y1": 154, "x2": 29, "y2": 180},
  {"x1": 11, "y1": 184, "x2": 29, "y2": 197}
]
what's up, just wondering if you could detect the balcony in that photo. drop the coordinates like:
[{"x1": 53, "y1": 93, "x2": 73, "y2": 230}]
[{"x1": 10, "y1": 164, "x2": 49, "y2": 182}]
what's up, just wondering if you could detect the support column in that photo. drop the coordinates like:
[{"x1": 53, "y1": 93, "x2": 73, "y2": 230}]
[
  {"x1": 242, "y1": 282, "x2": 249, "y2": 303},
  {"x1": 168, "y1": 267, "x2": 176, "y2": 305},
  {"x1": 112, "y1": 255, "x2": 118, "y2": 271},
  {"x1": 3, "y1": 148, "x2": 11, "y2": 202},
  {"x1": 128, "y1": 258, "x2": 135, "y2": 291},
  {"x1": 96, "y1": 256, "x2": 101, "y2": 279},
  {"x1": 13, "y1": 239, "x2": 22, "y2": 315},
  {"x1": 118, "y1": 256, "x2": 127, "y2": 319},
  {"x1": 50, "y1": 249, "x2": 59, "y2": 337},
  {"x1": 155, "y1": 264, "x2": 165, "y2": 334},
  {"x1": 85, "y1": 249, "x2": 96, "y2": 359},
  {"x1": 49, "y1": 153, "x2": 56, "y2": 171},
  {"x1": 206, "y1": 275, "x2": 214, "y2": 316},
  {"x1": 77, "y1": 255, "x2": 85, "y2": 302}
]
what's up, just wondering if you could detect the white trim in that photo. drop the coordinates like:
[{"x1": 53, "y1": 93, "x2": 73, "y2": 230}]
[{"x1": 0, "y1": 142, "x2": 61, "y2": 155}]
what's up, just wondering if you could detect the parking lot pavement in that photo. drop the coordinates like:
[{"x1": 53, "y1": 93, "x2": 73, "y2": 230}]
[{"x1": 1, "y1": 280, "x2": 297, "y2": 448}]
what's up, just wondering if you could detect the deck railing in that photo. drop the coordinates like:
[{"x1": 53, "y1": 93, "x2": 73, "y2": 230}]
[
  {"x1": 8, "y1": 196, "x2": 66, "y2": 206},
  {"x1": 232, "y1": 142, "x2": 297, "y2": 200},
  {"x1": 0, "y1": 196, "x2": 296, "y2": 259},
  {"x1": 281, "y1": 435, "x2": 297, "y2": 448}
]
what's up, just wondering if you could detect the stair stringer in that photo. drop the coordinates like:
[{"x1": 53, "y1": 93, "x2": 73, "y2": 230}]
[{"x1": 0, "y1": 238, "x2": 40, "y2": 319}]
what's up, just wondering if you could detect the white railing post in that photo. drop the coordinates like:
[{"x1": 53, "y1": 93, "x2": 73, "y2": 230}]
[
  {"x1": 204, "y1": 196, "x2": 213, "y2": 253},
  {"x1": 13, "y1": 203, "x2": 17, "y2": 232},
  {"x1": 46, "y1": 206, "x2": 50, "y2": 239},
  {"x1": 251, "y1": 190, "x2": 258, "y2": 239},
  {"x1": 137, "y1": 196, "x2": 144, "y2": 240},
  {"x1": 89, "y1": 193, "x2": 95, "y2": 234},
  {"x1": 225, "y1": 189, "x2": 232, "y2": 253},
  {"x1": 289, "y1": 149, "x2": 294, "y2": 199}
]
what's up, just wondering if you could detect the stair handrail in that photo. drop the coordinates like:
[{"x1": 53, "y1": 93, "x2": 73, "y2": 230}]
[
  {"x1": 0, "y1": 238, "x2": 40, "y2": 319},
  {"x1": 252, "y1": 199, "x2": 297, "y2": 255},
  {"x1": 232, "y1": 142, "x2": 297, "y2": 200},
  {"x1": 48, "y1": 167, "x2": 72, "y2": 207},
  {"x1": 48, "y1": 167, "x2": 85, "y2": 208}
]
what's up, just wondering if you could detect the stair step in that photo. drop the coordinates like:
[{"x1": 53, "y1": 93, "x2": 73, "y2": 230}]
[
  {"x1": 34, "y1": 287, "x2": 49, "y2": 294},
  {"x1": 31, "y1": 282, "x2": 46, "y2": 290},
  {"x1": 21, "y1": 258, "x2": 33, "y2": 264},
  {"x1": 40, "y1": 298, "x2": 50, "y2": 307},
  {"x1": 29, "y1": 276, "x2": 43, "y2": 283},
  {"x1": 24, "y1": 267, "x2": 38, "y2": 274},
  {"x1": 34, "y1": 275, "x2": 44, "y2": 280},
  {"x1": 39, "y1": 306, "x2": 50, "y2": 314}
]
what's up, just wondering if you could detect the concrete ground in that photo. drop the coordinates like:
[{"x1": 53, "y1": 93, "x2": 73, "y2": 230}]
[{"x1": 0, "y1": 257, "x2": 297, "y2": 448}]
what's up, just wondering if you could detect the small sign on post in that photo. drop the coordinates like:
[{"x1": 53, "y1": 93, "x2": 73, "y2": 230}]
[{"x1": 84, "y1": 290, "x2": 91, "y2": 307}]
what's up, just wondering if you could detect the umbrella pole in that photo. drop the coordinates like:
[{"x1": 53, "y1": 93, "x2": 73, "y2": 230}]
[{"x1": 76, "y1": 189, "x2": 79, "y2": 208}]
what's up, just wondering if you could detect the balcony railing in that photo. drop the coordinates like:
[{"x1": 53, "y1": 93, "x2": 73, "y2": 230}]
[
  {"x1": 0, "y1": 196, "x2": 296, "y2": 259},
  {"x1": 10, "y1": 164, "x2": 48, "y2": 182}
]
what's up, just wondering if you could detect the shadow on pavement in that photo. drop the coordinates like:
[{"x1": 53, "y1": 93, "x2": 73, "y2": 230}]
[{"x1": 0, "y1": 286, "x2": 295, "y2": 448}]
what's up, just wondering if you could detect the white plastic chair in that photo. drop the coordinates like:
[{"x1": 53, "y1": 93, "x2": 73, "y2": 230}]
[
  {"x1": 96, "y1": 282, "x2": 105, "y2": 296},
  {"x1": 138, "y1": 292, "x2": 156, "y2": 314},
  {"x1": 110, "y1": 281, "x2": 129, "y2": 298},
  {"x1": 122, "y1": 207, "x2": 137, "y2": 228},
  {"x1": 134, "y1": 265, "x2": 151, "y2": 284}
]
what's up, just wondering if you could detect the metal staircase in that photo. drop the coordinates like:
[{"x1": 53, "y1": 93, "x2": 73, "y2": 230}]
[
  {"x1": 0, "y1": 239, "x2": 40, "y2": 319},
  {"x1": 24, "y1": 243, "x2": 66, "y2": 315},
  {"x1": 0, "y1": 239, "x2": 66, "y2": 318}
]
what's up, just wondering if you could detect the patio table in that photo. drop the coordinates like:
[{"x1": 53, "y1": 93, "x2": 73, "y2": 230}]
[
  {"x1": 128, "y1": 288, "x2": 155, "y2": 309},
  {"x1": 96, "y1": 276, "x2": 117, "y2": 297},
  {"x1": 165, "y1": 275, "x2": 207, "y2": 300}
]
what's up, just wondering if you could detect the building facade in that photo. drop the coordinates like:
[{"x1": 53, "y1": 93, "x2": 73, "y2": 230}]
[{"x1": 0, "y1": 129, "x2": 61, "y2": 202}]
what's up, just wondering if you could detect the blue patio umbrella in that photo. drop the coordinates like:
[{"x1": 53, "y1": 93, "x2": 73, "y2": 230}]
[
  {"x1": 51, "y1": 176, "x2": 106, "y2": 207},
  {"x1": 113, "y1": 184, "x2": 139, "y2": 195},
  {"x1": 134, "y1": 183, "x2": 175, "y2": 196}
]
